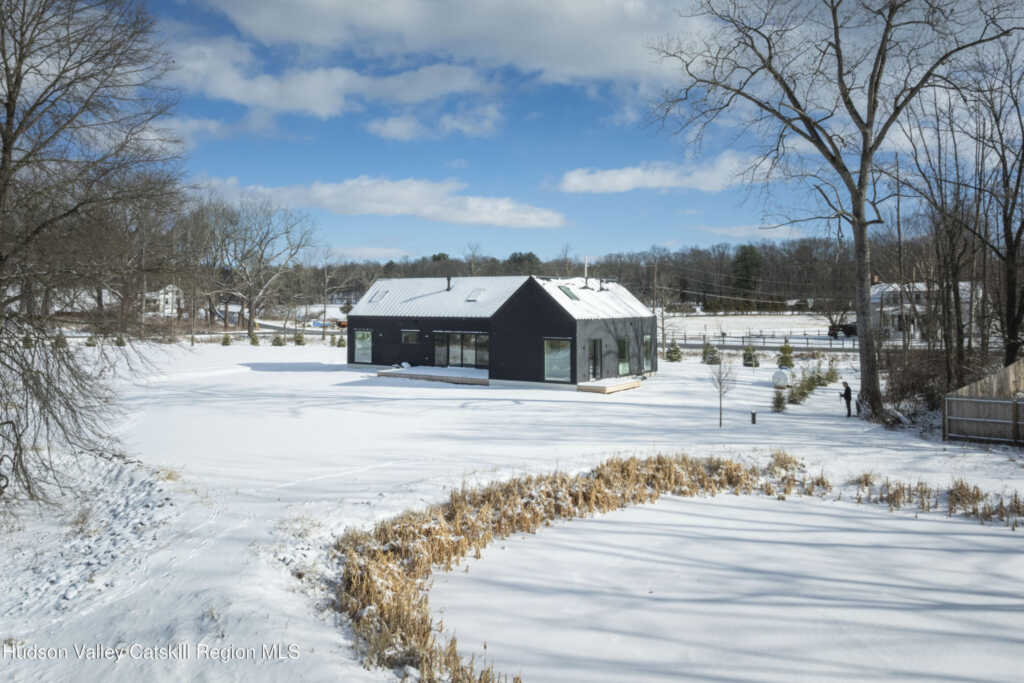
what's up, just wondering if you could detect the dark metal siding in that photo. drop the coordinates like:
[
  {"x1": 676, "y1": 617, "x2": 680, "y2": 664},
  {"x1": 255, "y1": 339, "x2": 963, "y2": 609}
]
[
  {"x1": 348, "y1": 282, "x2": 654, "y2": 384},
  {"x1": 490, "y1": 278, "x2": 576, "y2": 382},
  {"x1": 346, "y1": 315, "x2": 490, "y2": 366},
  {"x1": 575, "y1": 316, "x2": 658, "y2": 383}
]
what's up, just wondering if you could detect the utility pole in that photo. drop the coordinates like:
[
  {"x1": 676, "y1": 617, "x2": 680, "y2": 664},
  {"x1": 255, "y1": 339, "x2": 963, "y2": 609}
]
[{"x1": 896, "y1": 153, "x2": 908, "y2": 363}]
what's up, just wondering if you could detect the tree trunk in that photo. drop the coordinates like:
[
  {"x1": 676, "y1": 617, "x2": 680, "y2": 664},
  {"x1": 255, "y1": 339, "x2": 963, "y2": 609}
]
[
  {"x1": 941, "y1": 278, "x2": 954, "y2": 388},
  {"x1": 852, "y1": 212, "x2": 883, "y2": 418},
  {"x1": 1004, "y1": 253, "x2": 1020, "y2": 366},
  {"x1": 22, "y1": 278, "x2": 35, "y2": 320},
  {"x1": 952, "y1": 277, "x2": 965, "y2": 386},
  {"x1": 247, "y1": 298, "x2": 256, "y2": 337}
]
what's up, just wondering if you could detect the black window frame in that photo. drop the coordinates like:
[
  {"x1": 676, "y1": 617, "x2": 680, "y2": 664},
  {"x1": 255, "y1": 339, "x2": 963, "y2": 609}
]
[
  {"x1": 543, "y1": 337, "x2": 573, "y2": 383},
  {"x1": 617, "y1": 337, "x2": 629, "y2": 375}
]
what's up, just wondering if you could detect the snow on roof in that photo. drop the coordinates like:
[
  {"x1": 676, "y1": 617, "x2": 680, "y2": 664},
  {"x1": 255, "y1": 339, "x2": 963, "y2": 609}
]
[
  {"x1": 534, "y1": 277, "x2": 653, "y2": 320},
  {"x1": 348, "y1": 276, "x2": 529, "y2": 318},
  {"x1": 870, "y1": 281, "x2": 977, "y2": 302},
  {"x1": 350, "y1": 275, "x2": 653, "y2": 320}
]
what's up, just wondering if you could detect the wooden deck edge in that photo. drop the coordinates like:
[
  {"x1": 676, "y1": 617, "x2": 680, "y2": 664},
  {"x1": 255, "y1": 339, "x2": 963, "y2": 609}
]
[
  {"x1": 377, "y1": 370, "x2": 490, "y2": 386},
  {"x1": 577, "y1": 380, "x2": 642, "y2": 394}
]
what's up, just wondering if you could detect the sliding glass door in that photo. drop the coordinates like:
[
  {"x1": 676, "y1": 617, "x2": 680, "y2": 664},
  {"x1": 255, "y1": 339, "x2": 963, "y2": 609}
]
[
  {"x1": 434, "y1": 334, "x2": 448, "y2": 366},
  {"x1": 433, "y1": 332, "x2": 490, "y2": 368},
  {"x1": 449, "y1": 333, "x2": 464, "y2": 366}
]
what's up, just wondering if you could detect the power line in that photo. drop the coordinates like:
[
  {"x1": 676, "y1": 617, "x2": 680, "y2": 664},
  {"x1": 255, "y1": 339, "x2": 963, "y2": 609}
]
[
  {"x1": 676, "y1": 288, "x2": 798, "y2": 305},
  {"x1": 662, "y1": 261, "x2": 845, "y2": 290}
]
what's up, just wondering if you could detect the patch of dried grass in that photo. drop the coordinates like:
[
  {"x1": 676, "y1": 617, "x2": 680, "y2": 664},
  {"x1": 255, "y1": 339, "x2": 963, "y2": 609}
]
[
  {"x1": 767, "y1": 450, "x2": 801, "y2": 475},
  {"x1": 804, "y1": 471, "x2": 832, "y2": 496},
  {"x1": 857, "y1": 476, "x2": 1022, "y2": 525},
  {"x1": 333, "y1": 454, "x2": 1023, "y2": 681},
  {"x1": 333, "y1": 454, "x2": 762, "y2": 681},
  {"x1": 852, "y1": 472, "x2": 875, "y2": 489}
]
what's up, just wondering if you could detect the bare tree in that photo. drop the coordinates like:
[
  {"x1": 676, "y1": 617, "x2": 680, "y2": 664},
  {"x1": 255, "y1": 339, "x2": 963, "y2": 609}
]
[
  {"x1": 960, "y1": 37, "x2": 1024, "y2": 366},
  {"x1": 172, "y1": 196, "x2": 231, "y2": 345},
  {"x1": 897, "y1": 92, "x2": 984, "y2": 385},
  {"x1": 218, "y1": 198, "x2": 314, "y2": 337},
  {"x1": 0, "y1": 0, "x2": 176, "y2": 499},
  {"x1": 652, "y1": 0, "x2": 1019, "y2": 417},
  {"x1": 708, "y1": 352, "x2": 735, "y2": 428},
  {"x1": 558, "y1": 243, "x2": 573, "y2": 277},
  {"x1": 464, "y1": 242, "x2": 482, "y2": 276}
]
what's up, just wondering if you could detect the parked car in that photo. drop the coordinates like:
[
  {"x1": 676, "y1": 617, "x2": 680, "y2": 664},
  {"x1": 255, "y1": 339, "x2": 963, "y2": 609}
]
[{"x1": 828, "y1": 323, "x2": 857, "y2": 338}]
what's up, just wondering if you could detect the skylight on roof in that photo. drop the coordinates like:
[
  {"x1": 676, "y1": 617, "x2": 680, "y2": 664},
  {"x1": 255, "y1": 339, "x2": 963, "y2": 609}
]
[
  {"x1": 466, "y1": 288, "x2": 484, "y2": 302},
  {"x1": 558, "y1": 285, "x2": 580, "y2": 301},
  {"x1": 368, "y1": 289, "x2": 389, "y2": 303}
]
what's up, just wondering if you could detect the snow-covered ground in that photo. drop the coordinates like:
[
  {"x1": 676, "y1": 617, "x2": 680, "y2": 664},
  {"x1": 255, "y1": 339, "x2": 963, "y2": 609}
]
[
  {"x1": 663, "y1": 313, "x2": 829, "y2": 338},
  {"x1": 432, "y1": 495, "x2": 1024, "y2": 682},
  {"x1": 2, "y1": 343, "x2": 1022, "y2": 682}
]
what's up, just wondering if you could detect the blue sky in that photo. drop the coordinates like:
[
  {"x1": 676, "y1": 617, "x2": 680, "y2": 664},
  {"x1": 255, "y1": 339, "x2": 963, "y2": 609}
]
[{"x1": 155, "y1": 0, "x2": 814, "y2": 261}]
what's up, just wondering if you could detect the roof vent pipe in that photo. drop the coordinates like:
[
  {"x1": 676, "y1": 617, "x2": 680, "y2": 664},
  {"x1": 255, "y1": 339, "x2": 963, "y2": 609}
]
[{"x1": 446, "y1": 276, "x2": 452, "y2": 291}]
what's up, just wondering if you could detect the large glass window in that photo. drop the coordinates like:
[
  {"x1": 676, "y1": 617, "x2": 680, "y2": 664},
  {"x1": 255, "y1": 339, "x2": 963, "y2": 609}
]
[
  {"x1": 476, "y1": 334, "x2": 489, "y2": 367},
  {"x1": 449, "y1": 333, "x2": 463, "y2": 366},
  {"x1": 355, "y1": 330, "x2": 372, "y2": 363},
  {"x1": 433, "y1": 332, "x2": 490, "y2": 368},
  {"x1": 462, "y1": 334, "x2": 476, "y2": 367},
  {"x1": 617, "y1": 338, "x2": 629, "y2": 375},
  {"x1": 401, "y1": 330, "x2": 418, "y2": 345},
  {"x1": 588, "y1": 339, "x2": 602, "y2": 380},
  {"x1": 643, "y1": 334, "x2": 653, "y2": 372},
  {"x1": 544, "y1": 339, "x2": 571, "y2": 382},
  {"x1": 434, "y1": 332, "x2": 447, "y2": 366}
]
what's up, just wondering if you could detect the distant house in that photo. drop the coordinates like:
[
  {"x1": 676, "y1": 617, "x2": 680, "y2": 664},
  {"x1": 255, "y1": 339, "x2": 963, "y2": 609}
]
[
  {"x1": 869, "y1": 282, "x2": 982, "y2": 339},
  {"x1": 347, "y1": 276, "x2": 656, "y2": 384},
  {"x1": 145, "y1": 284, "x2": 183, "y2": 317}
]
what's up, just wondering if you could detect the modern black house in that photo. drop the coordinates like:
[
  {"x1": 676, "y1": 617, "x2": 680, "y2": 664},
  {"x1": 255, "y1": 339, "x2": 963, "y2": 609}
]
[{"x1": 347, "y1": 275, "x2": 657, "y2": 384}]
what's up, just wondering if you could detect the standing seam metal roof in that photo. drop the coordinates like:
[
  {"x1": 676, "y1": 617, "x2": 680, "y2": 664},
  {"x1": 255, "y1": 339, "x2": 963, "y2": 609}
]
[
  {"x1": 533, "y1": 277, "x2": 653, "y2": 320},
  {"x1": 348, "y1": 276, "x2": 529, "y2": 318},
  {"x1": 349, "y1": 275, "x2": 654, "y2": 321}
]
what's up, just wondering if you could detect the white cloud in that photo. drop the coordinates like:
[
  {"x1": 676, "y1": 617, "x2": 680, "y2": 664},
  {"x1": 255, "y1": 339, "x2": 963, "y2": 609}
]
[
  {"x1": 365, "y1": 104, "x2": 503, "y2": 141},
  {"x1": 559, "y1": 152, "x2": 753, "y2": 194},
  {"x1": 365, "y1": 115, "x2": 431, "y2": 141},
  {"x1": 203, "y1": 176, "x2": 564, "y2": 228},
  {"x1": 202, "y1": 1, "x2": 692, "y2": 87},
  {"x1": 161, "y1": 116, "x2": 227, "y2": 149},
  {"x1": 439, "y1": 104, "x2": 502, "y2": 137},
  {"x1": 158, "y1": 111, "x2": 286, "y2": 150},
  {"x1": 163, "y1": 32, "x2": 488, "y2": 119}
]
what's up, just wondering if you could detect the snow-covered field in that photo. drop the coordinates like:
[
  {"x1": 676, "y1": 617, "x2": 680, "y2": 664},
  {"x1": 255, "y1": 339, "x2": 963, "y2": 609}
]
[
  {"x1": 663, "y1": 313, "x2": 830, "y2": 338},
  {"x1": 432, "y1": 495, "x2": 1024, "y2": 682},
  {"x1": 2, "y1": 343, "x2": 1022, "y2": 682}
]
